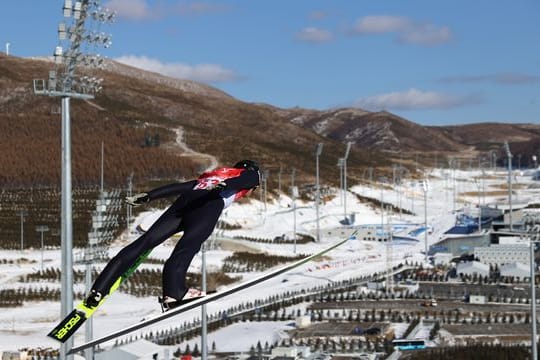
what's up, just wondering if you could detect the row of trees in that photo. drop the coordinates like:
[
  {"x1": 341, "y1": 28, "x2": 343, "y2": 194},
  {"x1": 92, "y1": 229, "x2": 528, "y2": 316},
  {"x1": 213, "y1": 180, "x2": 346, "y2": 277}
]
[
  {"x1": 0, "y1": 287, "x2": 84, "y2": 307},
  {"x1": 221, "y1": 251, "x2": 306, "y2": 272}
]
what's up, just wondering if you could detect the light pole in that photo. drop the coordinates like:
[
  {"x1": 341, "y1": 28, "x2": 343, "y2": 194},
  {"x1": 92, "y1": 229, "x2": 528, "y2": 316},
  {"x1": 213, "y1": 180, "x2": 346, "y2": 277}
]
[
  {"x1": 263, "y1": 170, "x2": 269, "y2": 212},
  {"x1": 504, "y1": 142, "x2": 513, "y2": 231},
  {"x1": 278, "y1": 165, "x2": 282, "y2": 195},
  {"x1": 337, "y1": 158, "x2": 344, "y2": 206},
  {"x1": 531, "y1": 240, "x2": 537, "y2": 360},
  {"x1": 421, "y1": 179, "x2": 429, "y2": 262},
  {"x1": 474, "y1": 179, "x2": 482, "y2": 232},
  {"x1": 19, "y1": 210, "x2": 28, "y2": 251},
  {"x1": 291, "y1": 168, "x2": 297, "y2": 253},
  {"x1": 343, "y1": 142, "x2": 352, "y2": 224},
  {"x1": 315, "y1": 143, "x2": 323, "y2": 243},
  {"x1": 201, "y1": 241, "x2": 208, "y2": 360},
  {"x1": 32, "y1": 2, "x2": 115, "y2": 358},
  {"x1": 36, "y1": 225, "x2": 50, "y2": 271},
  {"x1": 127, "y1": 173, "x2": 133, "y2": 235},
  {"x1": 379, "y1": 177, "x2": 387, "y2": 235}
]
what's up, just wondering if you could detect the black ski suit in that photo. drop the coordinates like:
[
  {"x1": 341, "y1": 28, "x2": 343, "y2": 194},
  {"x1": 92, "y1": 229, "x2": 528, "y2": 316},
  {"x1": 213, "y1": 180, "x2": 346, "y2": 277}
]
[{"x1": 91, "y1": 168, "x2": 260, "y2": 300}]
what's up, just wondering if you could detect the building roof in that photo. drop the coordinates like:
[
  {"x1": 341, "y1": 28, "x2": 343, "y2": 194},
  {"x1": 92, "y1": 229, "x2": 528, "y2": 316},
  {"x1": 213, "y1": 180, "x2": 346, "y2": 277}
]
[
  {"x1": 457, "y1": 261, "x2": 490, "y2": 274},
  {"x1": 500, "y1": 262, "x2": 530, "y2": 277},
  {"x1": 95, "y1": 339, "x2": 162, "y2": 360}
]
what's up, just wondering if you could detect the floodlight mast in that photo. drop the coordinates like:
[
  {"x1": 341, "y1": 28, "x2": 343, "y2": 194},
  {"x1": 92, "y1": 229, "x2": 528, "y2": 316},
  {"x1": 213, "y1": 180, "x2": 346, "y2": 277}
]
[
  {"x1": 315, "y1": 143, "x2": 324, "y2": 243},
  {"x1": 32, "y1": 1, "x2": 114, "y2": 359},
  {"x1": 343, "y1": 142, "x2": 352, "y2": 223},
  {"x1": 421, "y1": 179, "x2": 429, "y2": 262},
  {"x1": 503, "y1": 141, "x2": 513, "y2": 231}
]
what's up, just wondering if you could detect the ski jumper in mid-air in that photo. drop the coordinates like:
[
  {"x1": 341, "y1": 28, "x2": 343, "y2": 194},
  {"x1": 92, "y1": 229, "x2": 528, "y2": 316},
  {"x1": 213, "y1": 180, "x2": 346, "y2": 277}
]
[{"x1": 85, "y1": 160, "x2": 260, "y2": 310}]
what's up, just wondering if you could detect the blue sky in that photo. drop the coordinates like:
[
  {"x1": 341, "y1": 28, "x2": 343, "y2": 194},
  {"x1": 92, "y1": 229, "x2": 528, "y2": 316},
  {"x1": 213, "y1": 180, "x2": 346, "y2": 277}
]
[{"x1": 1, "y1": 0, "x2": 539, "y2": 125}]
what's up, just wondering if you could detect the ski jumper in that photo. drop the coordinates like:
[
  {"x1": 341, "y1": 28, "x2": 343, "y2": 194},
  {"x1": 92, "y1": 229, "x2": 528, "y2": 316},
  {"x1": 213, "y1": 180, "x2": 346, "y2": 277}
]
[{"x1": 91, "y1": 168, "x2": 260, "y2": 300}]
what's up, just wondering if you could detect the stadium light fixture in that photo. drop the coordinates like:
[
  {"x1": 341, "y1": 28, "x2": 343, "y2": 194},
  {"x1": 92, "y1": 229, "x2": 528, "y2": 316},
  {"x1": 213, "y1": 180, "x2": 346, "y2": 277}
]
[{"x1": 63, "y1": 0, "x2": 73, "y2": 17}]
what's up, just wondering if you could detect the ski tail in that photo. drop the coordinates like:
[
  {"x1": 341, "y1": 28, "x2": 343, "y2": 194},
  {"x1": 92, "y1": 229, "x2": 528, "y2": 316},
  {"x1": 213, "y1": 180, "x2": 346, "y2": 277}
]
[
  {"x1": 47, "y1": 249, "x2": 153, "y2": 343},
  {"x1": 47, "y1": 309, "x2": 87, "y2": 343}
]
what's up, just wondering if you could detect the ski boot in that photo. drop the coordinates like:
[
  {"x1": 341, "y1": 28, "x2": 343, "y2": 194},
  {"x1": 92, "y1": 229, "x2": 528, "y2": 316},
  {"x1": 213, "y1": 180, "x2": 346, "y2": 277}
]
[
  {"x1": 84, "y1": 290, "x2": 103, "y2": 308},
  {"x1": 159, "y1": 288, "x2": 206, "y2": 312}
]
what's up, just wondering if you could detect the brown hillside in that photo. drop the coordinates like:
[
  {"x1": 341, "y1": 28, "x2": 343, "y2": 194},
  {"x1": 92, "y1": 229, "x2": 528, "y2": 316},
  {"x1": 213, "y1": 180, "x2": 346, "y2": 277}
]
[
  {"x1": 434, "y1": 123, "x2": 540, "y2": 167},
  {"x1": 0, "y1": 54, "x2": 388, "y2": 189},
  {"x1": 280, "y1": 108, "x2": 466, "y2": 153}
]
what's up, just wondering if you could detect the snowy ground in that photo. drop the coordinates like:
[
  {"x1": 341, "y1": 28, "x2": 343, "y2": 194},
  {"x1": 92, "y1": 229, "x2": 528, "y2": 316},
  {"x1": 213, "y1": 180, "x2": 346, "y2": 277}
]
[{"x1": 0, "y1": 168, "x2": 538, "y2": 353}]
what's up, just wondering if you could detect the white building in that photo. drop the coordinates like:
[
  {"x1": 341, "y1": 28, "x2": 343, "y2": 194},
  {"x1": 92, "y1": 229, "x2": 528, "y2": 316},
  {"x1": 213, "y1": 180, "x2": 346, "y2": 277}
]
[
  {"x1": 271, "y1": 346, "x2": 311, "y2": 359},
  {"x1": 474, "y1": 244, "x2": 529, "y2": 266},
  {"x1": 433, "y1": 252, "x2": 453, "y2": 265},
  {"x1": 354, "y1": 225, "x2": 392, "y2": 242},
  {"x1": 295, "y1": 315, "x2": 311, "y2": 329},
  {"x1": 95, "y1": 339, "x2": 166, "y2": 360},
  {"x1": 469, "y1": 295, "x2": 486, "y2": 304},
  {"x1": 457, "y1": 261, "x2": 490, "y2": 277},
  {"x1": 500, "y1": 262, "x2": 530, "y2": 279}
]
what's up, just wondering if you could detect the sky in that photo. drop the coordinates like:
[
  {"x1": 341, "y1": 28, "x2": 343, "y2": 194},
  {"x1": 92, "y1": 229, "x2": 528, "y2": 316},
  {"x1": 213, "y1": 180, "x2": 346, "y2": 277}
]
[{"x1": 1, "y1": 0, "x2": 539, "y2": 126}]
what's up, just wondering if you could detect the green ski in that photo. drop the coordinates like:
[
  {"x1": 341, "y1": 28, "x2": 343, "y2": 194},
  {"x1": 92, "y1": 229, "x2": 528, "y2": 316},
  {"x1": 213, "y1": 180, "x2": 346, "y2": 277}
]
[{"x1": 48, "y1": 249, "x2": 152, "y2": 343}]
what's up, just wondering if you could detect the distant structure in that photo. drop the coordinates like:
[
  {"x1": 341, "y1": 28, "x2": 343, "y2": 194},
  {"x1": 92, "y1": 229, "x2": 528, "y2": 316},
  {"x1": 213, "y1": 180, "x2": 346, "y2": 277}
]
[{"x1": 5, "y1": 42, "x2": 10, "y2": 55}]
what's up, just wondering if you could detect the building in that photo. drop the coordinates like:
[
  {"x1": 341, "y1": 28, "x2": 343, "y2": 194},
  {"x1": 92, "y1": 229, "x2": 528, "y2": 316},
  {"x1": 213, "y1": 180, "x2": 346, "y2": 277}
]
[
  {"x1": 469, "y1": 295, "x2": 486, "y2": 304},
  {"x1": 95, "y1": 339, "x2": 166, "y2": 360},
  {"x1": 456, "y1": 261, "x2": 490, "y2": 277},
  {"x1": 474, "y1": 244, "x2": 529, "y2": 266},
  {"x1": 270, "y1": 346, "x2": 311, "y2": 360},
  {"x1": 429, "y1": 233, "x2": 490, "y2": 256},
  {"x1": 354, "y1": 225, "x2": 392, "y2": 242},
  {"x1": 433, "y1": 252, "x2": 453, "y2": 265},
  {"x1": 500, "y1": 262, "x2": 530, "y2": 279},
  {"x1": 296, "y1": 315, "x2": 311, "y2": 329}
]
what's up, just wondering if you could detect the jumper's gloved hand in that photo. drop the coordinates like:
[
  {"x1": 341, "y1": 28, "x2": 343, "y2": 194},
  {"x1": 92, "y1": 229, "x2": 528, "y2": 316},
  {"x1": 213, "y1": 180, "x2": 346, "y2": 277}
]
[
  {"x1": 125, "y1": 193, "x2": 150, "y2": 207},
  {"x1": 206, "y1": 181, "x2": 227, "y2": 191}
]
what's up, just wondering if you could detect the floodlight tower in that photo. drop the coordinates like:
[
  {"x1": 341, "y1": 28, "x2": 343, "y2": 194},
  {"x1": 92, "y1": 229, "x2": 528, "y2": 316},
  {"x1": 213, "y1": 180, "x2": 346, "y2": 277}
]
[
  {"x1": 343, "y1": 142, "x2": 352, "y2": 223},
  {"x1": 503, "y1": 142, "x2": 513, "y2": 231},
  {"x1": 19, "y1": 210, "x2": 28, "y2": 251},
  {"x1": 315, "y1": 143, "x2": 323, "y2": 242},
  {"x1": 32, "y1": 2, "x2": 115, "y2": 358},
  {"x1": 201, "y1": 241, "x2": 208, "y2": 360},
  {"x1": 337, "y1": 158, "x2": 344, "y2": 205},
  {"x1": 421, "y1": 179, "x2": 430, "y2": 262},
  {"x1": 291, "y1": 168, "x2": 297, "y2": 252},
  {"x1": 36, "y1": 225, "x2": 50, "y2": 271}
]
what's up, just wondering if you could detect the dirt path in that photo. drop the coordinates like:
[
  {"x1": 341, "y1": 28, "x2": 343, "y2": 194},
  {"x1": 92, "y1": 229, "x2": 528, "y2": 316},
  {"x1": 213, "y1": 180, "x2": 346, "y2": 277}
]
[{"x1": 164, "y1": 127, "x2": 218, "y2": 172}]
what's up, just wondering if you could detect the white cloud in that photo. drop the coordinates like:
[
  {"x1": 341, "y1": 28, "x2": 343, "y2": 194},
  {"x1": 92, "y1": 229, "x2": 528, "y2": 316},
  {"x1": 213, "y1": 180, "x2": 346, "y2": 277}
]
[
  {"x1": 105, "y1": 0, "x2": 152, "y2": 20},
  {"x1": 104, "y1": 0, "x2": 227, "y2": 20},
  {"x1": 398, "y1": 24, "x2": 452, "y2": 46},
  {"x1": 439, "y1": 73, "x2": 540, "y2": 85},
  {"x1": 352, "y1": 15, "x2": 452, "y2": 46},
  {"x1": 115, "y1": 55, "x2": 239, "y2": 83},
  {"x1": 353, "y1": 88, "x2": 481, "y2": 111},
  {"x1": 353, "y1": 15, "x2": 411, "y2": 34},
  {"x1": 296, "y1": 27, "x2": 333, "y2": 43},
  {"x1": 309, "y1": 11, "x2": 328, "y2": 20}
]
